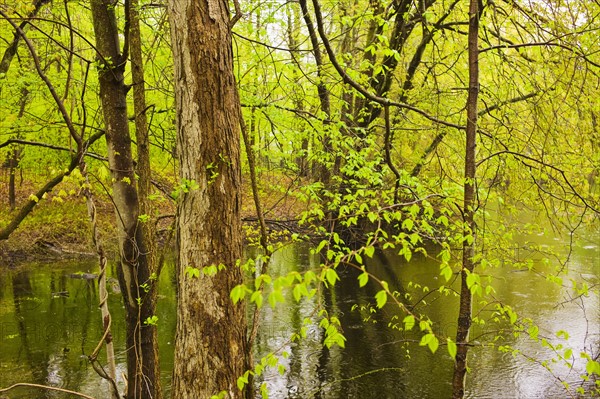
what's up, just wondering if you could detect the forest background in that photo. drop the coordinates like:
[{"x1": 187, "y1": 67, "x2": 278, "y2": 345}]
[{"x1": 0, "y1": 0, "x2": 599, "y2": 398}]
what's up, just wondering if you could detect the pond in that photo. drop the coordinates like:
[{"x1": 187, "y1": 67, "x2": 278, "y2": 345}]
[{"x1": 0, "y1": 232, "x2": 598, "y2": 398}]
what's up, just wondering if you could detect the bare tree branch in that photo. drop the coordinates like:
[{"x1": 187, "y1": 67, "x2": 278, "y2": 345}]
[
  {"x1": 0, "y1": 138, "x2": 106, "y2": 161},
  {"x1": 309, "y1": 0, "x2": 465, "y2": 131}
]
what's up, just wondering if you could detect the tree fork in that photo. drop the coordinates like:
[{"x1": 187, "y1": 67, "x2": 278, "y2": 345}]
[{"x1": 89, "y1": 0, "x2": 159, "y2": 397}]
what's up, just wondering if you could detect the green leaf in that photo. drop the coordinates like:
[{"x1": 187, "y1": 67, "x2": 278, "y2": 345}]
[
  {"x1": 367, "y1": 212, "x2": 377, "y2": 223},
  {"x1": 527, "y1": 325, "x2": 539, "y2": 340},
  {"x1": 268, "y1": 290, "x2": 285, "y2": 308},
  {"x1": 586, "y1": 359, "x2": 600, "y2": 376},
  {"x1": 237, "y1": 374, "x2": 248, "y2": 390},
  {"x1": 402, "y1": 247, "x2": 412, "y2": 262},
  {"x1": 428, "y1": 335, "x2": 439, "y2": 354},
  {"x1": 143, "y1": 315, "x2": 159, "y2": 325},
  {"x1": 315, "y1": 239, "x2": 327, "y2": 253},
  {"x1": 364, "y1": 246, "x2": 375, "y2": 258},
  {"x1": 260, "y1": 383, "x2": 268, "y2": 397},
  {"x1": 403, "y1": 315, "x2": 415, "y2": 330},
  {"x1": 358, "y1": 272, "x2": 369, "y2": 287},
  {"x1": 325, "y1": 268, "x2": 339, "y2": 287},
  {"x1": 184, "y1": 266, "x2": 200, "y2": 279},
  {"x1": 202, "y1": 264, "x2": 218, "y2": 276},
  {"x1": 440, "y1": 264, "x2": 453, "y2": 281},
  {"x1": 250, "y1": 290, "x2": 263, "y2": 308},
  {"x1": 437, "y1": 215, "x2": 449, "y2": 227},
  {"x1": 419, "y1": 333, "x2": 439, "y2": 354},
  {"x1": 375, "y1": 290, "x2": 387, "y2": 308},
  {"x1": 332, "y1": 232, "x2": 340, "y2": 244},
  {"x1": 419, "y1": 333, "x2": 432, "y2": 346},
  {"x1": 354, "y1": 252, "x2": 363, "y2": 264},
  {"x1": 509, "y1": 310, "x2": 517, "y2": 324},
  {"x1": 466, "y1": 272, "x2": 477, "y2": 289},
  {"x1": 292, "y1": 284, "x2": 303, "y2": 302},
  {"x1": 230, "y1": 284, "x2": 247, "y2": 303},
  {"x1": 563, "y1": 348, "x2": 572, "y2": 360},
  {"x1": 255, "y1": 274, "x2": 272, "y2": 290},
  {"x1": 447, "y1": 338, "x2": 457, "y2": 359},
  {"x1": 304, "y1": 270, "x2": 316, "y2": 284}
]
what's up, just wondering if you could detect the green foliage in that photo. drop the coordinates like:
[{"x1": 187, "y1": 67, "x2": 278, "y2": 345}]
[
  {"x1": 143, "y1": 315, "x2": 159, "y2": 326},
  {"x1": 184, "y1": 266, "x2": 200, "y2": 279},
  {"x1": 2, "y1": 0, "x2": 599, "y2": 396},
  {"x1": 171, "y1": 179, "x2": 199, "y2": 200},
  {"x1": 447, "y1": 338, "x2": 457, "y2": 360},
  {"x1": 419, "y1": 333, "x2": 439, "y2": 354}
]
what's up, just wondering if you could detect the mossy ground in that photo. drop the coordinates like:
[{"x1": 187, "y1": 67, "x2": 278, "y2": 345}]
[{"x1": 0, "y1": 168, "x2": 309, "y2": 264}]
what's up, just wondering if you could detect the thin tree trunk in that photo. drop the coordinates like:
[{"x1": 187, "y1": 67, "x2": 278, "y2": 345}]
[
  {"x1": 452, "y1": 0, "x2": 479, "y2": 397},
  {"x1": 8, "y1": 88, "x2": 29, "y2": 210},
  {"x1": 298, "y1": 0, "x2": 333, "y2": 185},
  {"x1": 89, "y1": 1, "x2": 159, "y2": 397},
  {"x1": 168, "y1": 0, "x2": 249, "y2": 397},
  {"x1": 8, "y1": 153, "x2": 17, "y2": 210},
  {"x1": 287, "y1": 4, "x2": 310, "y2": 178},
  {"x1": 129, "y1": 1, "x2": 162, "y2": 397}
]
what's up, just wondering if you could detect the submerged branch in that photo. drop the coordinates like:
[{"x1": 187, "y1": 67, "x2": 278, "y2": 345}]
[{"x1": 0, "y1": 383, "x2": 95, "y2": 399}]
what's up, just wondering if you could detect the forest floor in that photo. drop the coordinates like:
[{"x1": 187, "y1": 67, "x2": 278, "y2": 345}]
[{"x1": 0, "y1": 168, "x2": 309, "y2": 265}]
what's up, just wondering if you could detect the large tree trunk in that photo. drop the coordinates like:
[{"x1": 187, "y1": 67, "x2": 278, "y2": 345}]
[
  {"x1": 168, "y1": 0, "x2": 249, "y2": 398},
  {"x1": 89, "y1": 1, "x2": 160, "y2": 398}
]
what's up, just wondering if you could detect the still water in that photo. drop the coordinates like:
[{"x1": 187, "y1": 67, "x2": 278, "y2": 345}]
[{"x1": 0, "y1": 234, "x2": 598, "y2": 398}]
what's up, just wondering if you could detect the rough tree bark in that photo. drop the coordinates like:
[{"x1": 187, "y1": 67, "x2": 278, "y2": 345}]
[
  {"x1": 168, "y1": 0, "x2": 249, "y2": 398},
  {"x1": 452, "y1": 0, "x2": 479, "y2": 397},
  {"x1": 89, "y1": 0, "x2": 160, "y2": 397}
]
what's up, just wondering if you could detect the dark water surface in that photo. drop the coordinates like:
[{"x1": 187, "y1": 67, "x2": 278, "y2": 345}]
[{"x1": 0, "y1": 234, "x2": 598, "y2": 398}]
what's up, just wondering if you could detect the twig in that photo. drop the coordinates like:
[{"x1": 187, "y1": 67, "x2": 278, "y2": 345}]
[
  {"x1": 0, "y1": 383, "x2": 96, "y2": 399},
  {"x1": 81, "y1": 162, "x2": 120, "y2": 398}
]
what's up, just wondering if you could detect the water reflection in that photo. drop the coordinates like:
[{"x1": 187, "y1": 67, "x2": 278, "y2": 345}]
[
  {"x1": 251, "y1": 244, "x2": 456, "y2": 398},
  {"x1": 0, "y1": 235, "x2": 597, "y2": 398},
  {"x1": 466, "y1": 237, "x2": 600, "y2": 398}
]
